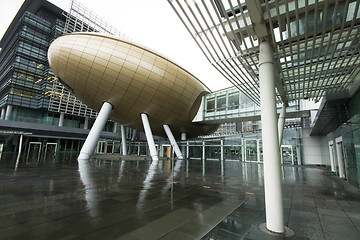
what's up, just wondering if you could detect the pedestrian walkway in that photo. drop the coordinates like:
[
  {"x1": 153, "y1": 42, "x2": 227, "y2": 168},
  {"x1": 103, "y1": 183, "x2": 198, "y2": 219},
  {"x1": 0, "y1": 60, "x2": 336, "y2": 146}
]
[{"x1": 0, "y1": 158, "x2": 359, "y2": 239}]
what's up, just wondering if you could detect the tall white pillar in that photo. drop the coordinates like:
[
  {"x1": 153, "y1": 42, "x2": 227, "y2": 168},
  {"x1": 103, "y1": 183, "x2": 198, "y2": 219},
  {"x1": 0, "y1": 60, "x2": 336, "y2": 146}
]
[
  {"x1": 78, "y1": 102, "x2": 113, "y2": 161},
  {"x1": 163, "y1": 124, "x2": 184, "y2": 159},
  {"x1": 84, "y1": 117, "x2": 89, "y2": 129},
  {"x1": 336, "y1": 137, "x2": 346, "y2": 178},
  {"x1": 328, "y1": 141, "x2": 336, "y2": 172},
  {"x1": 202, "y1": 140, "x2": 205, "y2": 160},
  {"x1": 186, "y1": 141, "x2": 189, "y2": 159},
  {"x1": 5, "y1": 105, "x2": 12, "y2": 120},
  {"x1": 1, "y1": 108, "x2": 5, "y2": 120},
  {"x1": 14, "y1": 134, "x2": 23, "y2": 170},
  {"x1": 220, "y1": 138, "x2": 224, "y2": 161},
  {"x1": 113, "y1": 122, "x2": 118, "y2": 133},
  {"x1": 140, "y1": 113, "x2": 159, "y2": 161},
  {"x1": 181, "y1": 132, "x2": 187, "y2": 158},
  {"x1": 278, "y1": 104, "x2": 286, "y2": 147},
  {"x1": 181, "y1": 133, "x2": 186, "y2": 141},
  {"x1": 259, "y1": 41, "x2": 284, "y2": 234},
  {"x1": 121, "y1": 125, "x2": 127, "y2": 155},
  {"x1": 59, "y1": 112, "x2": 65, "y2": 127}
]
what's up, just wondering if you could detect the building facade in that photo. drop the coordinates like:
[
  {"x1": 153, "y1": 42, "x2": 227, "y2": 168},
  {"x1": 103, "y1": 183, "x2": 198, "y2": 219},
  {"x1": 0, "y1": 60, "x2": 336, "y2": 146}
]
[{"x1": 0, "y1": 0, "x2": 120, "y2": 167}]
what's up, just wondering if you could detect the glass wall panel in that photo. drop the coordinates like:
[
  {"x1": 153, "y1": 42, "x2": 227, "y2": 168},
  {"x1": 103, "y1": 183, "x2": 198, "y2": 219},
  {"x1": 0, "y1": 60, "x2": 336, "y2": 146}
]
[
  {"x1": 245, "y1": 139, "x2": 257, "y2": 161},
  {"x1": 227, "y1": 92, "x2": 239, "y2": 110},
  {"x1": 206, "y1": 98, "x2": 215, "y2": 112},
  {"x1": 216, "y1": 95, "x2": 226, "y2": 111}
]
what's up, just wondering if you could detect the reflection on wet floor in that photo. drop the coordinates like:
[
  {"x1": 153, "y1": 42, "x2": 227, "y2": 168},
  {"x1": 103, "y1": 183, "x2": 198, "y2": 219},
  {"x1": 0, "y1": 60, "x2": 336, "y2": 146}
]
[{"x1": 0, "y1": 158, "x2": 359, "y2": 239}]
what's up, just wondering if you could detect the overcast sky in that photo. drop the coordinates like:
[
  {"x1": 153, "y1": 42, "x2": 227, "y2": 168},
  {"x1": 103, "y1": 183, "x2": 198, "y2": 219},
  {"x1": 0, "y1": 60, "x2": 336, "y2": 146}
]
[{"x1": 0, "y1": 0, "x2": 231, "y2": 91}]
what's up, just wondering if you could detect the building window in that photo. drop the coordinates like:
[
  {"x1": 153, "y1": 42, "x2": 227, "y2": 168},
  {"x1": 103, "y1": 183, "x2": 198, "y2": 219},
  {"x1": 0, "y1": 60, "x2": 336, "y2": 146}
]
[
  {"x1": 206, "y1": 98, "x2": 215, "y2": 113},
  {"x1": 216, "y1": 95, "x2": 226, "y2": 111},
  {"x1": 228, "y1": 92, "x2": 239, "y2": 110}
]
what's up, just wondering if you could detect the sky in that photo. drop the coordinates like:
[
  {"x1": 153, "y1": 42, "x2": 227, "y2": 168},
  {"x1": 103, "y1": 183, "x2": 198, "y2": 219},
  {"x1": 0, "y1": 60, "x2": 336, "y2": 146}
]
[{"x1": 0, "y1": 0, "x2": 232, "y2": 91}]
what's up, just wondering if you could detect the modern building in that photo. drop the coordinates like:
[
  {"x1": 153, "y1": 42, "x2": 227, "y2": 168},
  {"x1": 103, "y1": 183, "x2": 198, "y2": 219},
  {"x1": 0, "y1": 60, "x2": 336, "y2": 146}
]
[
  {"x1": 0, "y1": 0, "x2": 121, "y2": 167},
  {"x1": 169, "y1": 0, "x2": 360, "y2": 234}
]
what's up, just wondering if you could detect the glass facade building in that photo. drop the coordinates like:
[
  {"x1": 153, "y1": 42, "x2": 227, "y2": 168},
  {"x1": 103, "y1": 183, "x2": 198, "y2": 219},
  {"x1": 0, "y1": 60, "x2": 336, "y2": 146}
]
[{"x1": 0, "y1": 0, "x2": 121, "y2": 167}]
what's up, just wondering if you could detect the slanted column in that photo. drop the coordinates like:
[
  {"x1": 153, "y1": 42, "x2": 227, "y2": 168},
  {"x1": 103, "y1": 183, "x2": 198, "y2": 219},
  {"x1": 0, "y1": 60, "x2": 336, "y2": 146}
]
[
  {"x1": 140, "y1": 113, "x2": 159, "y2": 161},
  {"x1": 121, "y1": 125, "x2": 127, "y2": 155},
  {"x1": 59, "y1": 112, "x2": 65, "y2": 127},
  {"x1": 259, "y1": 41, "x2": 284, "y2": 234},
  {"x1": 78, "y1": 102, "x2": 113, "y2": 161},
  {"x1": 163, "y1": 124, "x2": 184, "y2": 159},
  {"x1": 278, "y1": 104, "x2": 286, "y2": 147},
  {"x1": 5, "y1": 104, "x2": 12, "y2": 120}
]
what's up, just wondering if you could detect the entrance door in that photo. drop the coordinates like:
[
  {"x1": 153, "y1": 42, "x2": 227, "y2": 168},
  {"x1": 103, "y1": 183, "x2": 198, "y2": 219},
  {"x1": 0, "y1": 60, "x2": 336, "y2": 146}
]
[
  {"x1": 281, "y1": 145, "x2": 294, "y2": 164},
  {"x1": 27, "y1": 142, "x2": 42, "y2": 164},
  {"x1": 161, "y1": 144, "x2": 171, "y2": 158},
  {"x1": 43, "y1": 143, "x2": 57, "y2": 164}
]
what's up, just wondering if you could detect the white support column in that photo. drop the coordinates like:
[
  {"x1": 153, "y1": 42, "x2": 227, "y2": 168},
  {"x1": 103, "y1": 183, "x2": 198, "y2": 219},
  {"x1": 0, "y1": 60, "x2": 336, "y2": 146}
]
[
  {"x1": 5, "y1": 105, "x2": 12, "y2": 120},
  {"x1": 278, "y1": 104, "x2": 286, "y2": 147},
  {"x1": 328, "y1": 141, "x2": 336, "y2": 172},
  {"x1": 131, "y1": 129, "x2": 137, "y2": 141},
  {"x1": 113, "y1": 122, "x2": 118, "y2": 133},
  {"x1": 1, "y1": 108, "x2": 5, "y2": 120},
  {"x1": 14, "y1": 134, "x2": 23, "y2": 170},
  {"x1": 140, "y1": 113, "x2": 159, "y2": 161},
  {"x1": 84, "y1": 117, "x2": 89, "y2": 129},
  {"x1": 181, "y1": 133, "x2": 186, "y2": 141},
  {"x1": 202, "y1": 140, "x2": 206, "y2": 160},
  {"x1": 163, "y1": 124, "x2": 184, "y2": 159},
  {"x1": 336, "y1": 137, "x2": 346, "y2": 178},
  {"x1": 121, "y1": 125, "x2": 127, "y2": 155},
  {"x1": 78, "y1": 102, "x2": 113, "y2": 161},
  {"x1": 186, "y1": 141, "x2": 189, "y2": 159},
  {"x1": 59, "y1": 112, "x2": 65, "y2": 127},
  {"x1": 220, "y1": 138, "x2": 224, "y2": 161},
  {"x1": 259, "y1": 41, "x2": 284, "y2": 234},
  {"x1": 181, "y1": 132, "x2": 187, "y2": 158}
]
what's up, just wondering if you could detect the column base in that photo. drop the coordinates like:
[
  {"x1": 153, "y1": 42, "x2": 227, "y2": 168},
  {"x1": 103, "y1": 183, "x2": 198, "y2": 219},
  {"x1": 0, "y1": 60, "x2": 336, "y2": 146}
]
[
  {"x1": 78, "y1": 152, "x2": 91, "y2": 161},
  {"x1": 258, "y1": 223, "x2": 294, "y2": 238},
  {"x1": 151, "y1": 155, "x2": 159, "y2": 161}
]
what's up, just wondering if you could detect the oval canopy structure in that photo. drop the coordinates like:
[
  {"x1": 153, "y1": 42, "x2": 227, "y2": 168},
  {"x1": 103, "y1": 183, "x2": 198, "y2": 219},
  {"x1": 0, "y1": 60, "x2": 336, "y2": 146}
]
[{"x1": 48, "y1": 32, "x2": 218, "y2": 138}]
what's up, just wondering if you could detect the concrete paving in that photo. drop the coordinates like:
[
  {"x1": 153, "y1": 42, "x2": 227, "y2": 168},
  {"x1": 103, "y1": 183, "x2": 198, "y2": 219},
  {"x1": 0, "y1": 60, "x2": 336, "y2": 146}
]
[{"x1": 0, "y1": 158, "x2": 359, "y2": 239}]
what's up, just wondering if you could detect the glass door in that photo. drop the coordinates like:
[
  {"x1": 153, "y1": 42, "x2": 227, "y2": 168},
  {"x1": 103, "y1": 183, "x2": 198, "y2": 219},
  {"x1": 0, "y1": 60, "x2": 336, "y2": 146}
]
[
  {"x1": 245, "y1": 139, "x2": 257, "y2": 162},
  {"x1": 27, "y1": 142, "x2": 42, "y2": 164},
  {"x1": 43, "y1": 143, "x2": 57, "y2": 164}
]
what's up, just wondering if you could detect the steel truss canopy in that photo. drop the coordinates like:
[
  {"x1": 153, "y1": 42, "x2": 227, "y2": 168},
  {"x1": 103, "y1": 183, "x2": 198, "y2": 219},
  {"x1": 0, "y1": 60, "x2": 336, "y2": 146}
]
[{"x1": 168, "y1": 0, "x2": 360, "y2": 105}]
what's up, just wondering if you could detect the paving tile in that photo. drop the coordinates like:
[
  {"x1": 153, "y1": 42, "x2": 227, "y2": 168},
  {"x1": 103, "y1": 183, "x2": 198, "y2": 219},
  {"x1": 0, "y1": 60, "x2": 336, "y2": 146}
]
[
  {"x1": 288, "y1": 209, "x2": 322, "y2": 229},
  {"x1": 0, "y1": 160, "x2": 359, "y2": 240},
  {"x1": 346, "y1": 211, "x2": 360, "y2": 231}
]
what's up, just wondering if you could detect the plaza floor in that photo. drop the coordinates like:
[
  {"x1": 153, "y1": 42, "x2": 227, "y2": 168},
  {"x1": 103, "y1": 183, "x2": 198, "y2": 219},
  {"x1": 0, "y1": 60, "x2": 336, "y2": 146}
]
[{"x1": 0, "y1": 157, "x2": 359, "y2": 239}]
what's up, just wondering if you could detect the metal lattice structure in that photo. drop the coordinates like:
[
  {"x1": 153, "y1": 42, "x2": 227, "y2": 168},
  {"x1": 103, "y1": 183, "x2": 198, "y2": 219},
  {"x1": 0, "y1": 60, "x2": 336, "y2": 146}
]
[
  {"x1": 168, "y1": 0, "x2": 360, "y2": 105},
  {"x1": 63, "y1": 0, "x2": 127, "y2": 38},
  {"x1": 48, "y1": 0, "x2": 127, "y2": 118}
]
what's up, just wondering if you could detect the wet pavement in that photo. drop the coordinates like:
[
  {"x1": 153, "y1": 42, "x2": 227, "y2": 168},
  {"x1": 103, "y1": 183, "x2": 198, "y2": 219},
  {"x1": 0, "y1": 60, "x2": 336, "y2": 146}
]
[{"x1": 0, "y1": 158, "x2": 359, "y2": 239}]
